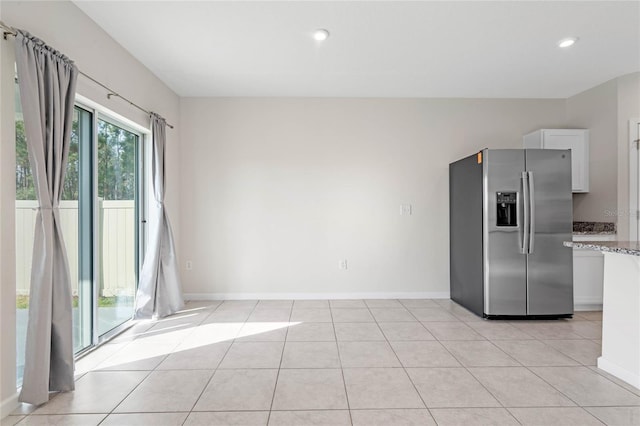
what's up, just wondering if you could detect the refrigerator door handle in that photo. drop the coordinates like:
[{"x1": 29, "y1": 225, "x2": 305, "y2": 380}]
[
  {"x1": 528, "y1": 171, "x2": 536, "y2": 254},
  {"x1": 521, "y1": 171, "x2": 530, "y2": 255}
]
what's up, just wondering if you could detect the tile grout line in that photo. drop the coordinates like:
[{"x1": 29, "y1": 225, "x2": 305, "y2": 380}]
[
  {"x1": 521, "y1": 365, "x2": 600, "y2": 422},
  {"x1": 364, "y1": 299, "x2": 438, "y2": 424},
  {"x1": 463, "y1": 315, "x2": 596, "y2": 424},
  {"x1": 31, "y1": 323, "x2": 171, "y2": 424},
  {"x1": 130, "y1": 301, "x2": 238, "y2": 425},
  {"x1": 408, "y1": 301, "x2": 523, "y2": 424},
  {"x1": 524, "y1": 363, "x2": 638, "y2": 410},
  {"x1": 497, "y1": 313, "x2": 636, "y2": 415},
  {"x1": 503, "y1": 406, "x2": 603, "y2": 426},
  {"x1": 20, "y1": 301, "x2": 617, "y2": 425},
  {"x1": 265, "y1": 301, "x2": 293, "y2": 425},
  {"x1": 329, "y1": 302, "x2": 354, "y2": 426},
  {"x1": 397, "y1": 300, "x2": 439, "y2": 345},
  {"x1": 540, "y1": 338, "x2": 601, "y2": 367},
  {"x1": 525, "y1": 338, "x2": 589, "y2": 367},
  {"x1": 586, "y1": 367, "x2": 640, "y2": 398},
  {"x1": 86, "y1": 327, "x2": 142, "y2": 372},
  {"x1": 93, "y1": 367, "x2": 153, "y2": 424},
  {"x1": 99, "y1": 303, "x2": 225, "y2": 425},
  {"x1": 406, "y1": 300, "x2": 521, "y2": 423},
  {"x1": 451, "y1": 324, "x2": 526, "y2": 425},
  {"x1": 183, "y1": 342, "x2": 235, "y2": 422},
  {"x1": 505, "y1": 312, "x2": 635, "y2": 404},
  {"x1": 185, "y1": 299, "x2": 260, "y2": 424}
]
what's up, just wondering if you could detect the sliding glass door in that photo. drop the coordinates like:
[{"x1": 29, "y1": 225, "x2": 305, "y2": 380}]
[
  {"x1": 15, "y1": 90, "x2": 145, "y2": 386},
  {"x1": 96, "y1": 117, "x2": 140, "y2": 337}
]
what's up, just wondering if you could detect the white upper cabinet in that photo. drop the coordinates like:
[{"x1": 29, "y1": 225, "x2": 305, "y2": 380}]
[{"x1": 523, "y1": 129, "x2": 590, "y2": 193}]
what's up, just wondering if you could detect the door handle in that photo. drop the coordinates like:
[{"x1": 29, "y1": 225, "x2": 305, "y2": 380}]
[
  {"x1": 521, "y1": 172, "x2": 529, "y2": 255},
  {"x1": 528, "y1": 171, "x2": 535, "y2": 254}
]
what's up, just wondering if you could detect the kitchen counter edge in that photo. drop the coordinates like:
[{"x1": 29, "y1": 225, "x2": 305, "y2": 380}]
[{"x1": 563, "y1": 241, "x2": 640, "y2": 257}]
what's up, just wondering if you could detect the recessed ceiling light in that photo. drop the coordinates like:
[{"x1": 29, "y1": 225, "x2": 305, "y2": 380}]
[
  {"x1": 558, "y1": 37, "x2": 578, "y2": 48},
  {"x1": 313, "y1": 29, "x2": 330, "y2": 42}
]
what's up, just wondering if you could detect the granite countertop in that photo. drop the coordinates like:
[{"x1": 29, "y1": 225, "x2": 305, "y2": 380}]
[
  {"x1": 572, "y1": 221, "x2": 616, "y2": 235},
  {"x1": 563, "y1": 241, "x2": 640, "y2": 256}
]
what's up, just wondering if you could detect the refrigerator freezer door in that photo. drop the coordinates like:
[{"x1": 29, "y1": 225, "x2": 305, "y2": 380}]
[
  {"x1": 525, "y1": 149, "x2": 574, "y2": 315},
  {"x1": 483, "y1": 150, "x2": 527, "y2": 316}
]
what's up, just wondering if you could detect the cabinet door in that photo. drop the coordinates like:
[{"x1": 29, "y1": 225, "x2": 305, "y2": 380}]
[
  {"x1": 542, "y1": 130, "x2": 589, "y2": 192},
  {"x1": 573, "y1": 249, "x2": 604, "y2": 308}
]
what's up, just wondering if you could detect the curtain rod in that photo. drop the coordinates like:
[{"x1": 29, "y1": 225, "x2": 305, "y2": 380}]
[{"x1": 0, "y1": 20, "x2": 174, "y2": 129}]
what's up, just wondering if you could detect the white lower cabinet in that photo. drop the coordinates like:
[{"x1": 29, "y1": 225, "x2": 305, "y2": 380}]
[
  {"x1": 573, "y1": 249, "x2": 604, "y2": 310},
  {"x1": 572, "y1": 234, "x2": 616, "y2": 310}
]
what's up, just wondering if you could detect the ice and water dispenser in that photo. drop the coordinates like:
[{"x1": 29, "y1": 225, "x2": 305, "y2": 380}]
[{"x1": 496, "y1": 192, "x2": 517, "y2": 227}]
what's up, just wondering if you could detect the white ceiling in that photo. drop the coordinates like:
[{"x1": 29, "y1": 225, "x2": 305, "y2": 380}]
[{"x1": 74, "y1": 1, "x2": 640, "y2": 98}]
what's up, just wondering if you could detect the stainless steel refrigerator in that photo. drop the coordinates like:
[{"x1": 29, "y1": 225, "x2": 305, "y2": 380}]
[{"x1": 449, "y1": 149, "x2": 573, "y2": 318}]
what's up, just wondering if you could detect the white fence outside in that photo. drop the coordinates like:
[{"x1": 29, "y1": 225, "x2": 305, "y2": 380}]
[{"x1": 16, "y1": 199, "x2": 136, "y2": 298}]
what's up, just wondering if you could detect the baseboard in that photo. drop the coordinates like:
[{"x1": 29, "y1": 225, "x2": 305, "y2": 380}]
[
  {"x1": 184, "y1": 292, "x2": 451, "y2": 301},
  {"x1": 574, "y1": 304, "x2": 603, "y2": 311},
  {"x1": 0, "y1": 392, "x2": 19, "y2": 420},
  {"x1": 574, "y1": 297, "x2": 603, "y2": 311},
  {"x1": 597, "y1": 357, "x2": 640, "y2": 390}
]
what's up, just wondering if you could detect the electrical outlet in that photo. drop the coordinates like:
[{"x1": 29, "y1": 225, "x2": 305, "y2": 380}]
[
  {"x1": 339, "y1": 259, "x2": 348, "y2": 270},
  {"x1": 185, "y1": 261, "x2": 193, "y2": 270},
  {"x1": 400, "y1": 204, "x2": 412, "y2": 215}
]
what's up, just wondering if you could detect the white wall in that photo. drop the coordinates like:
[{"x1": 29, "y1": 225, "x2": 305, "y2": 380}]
[
  {"x1": 0, "y1": 2, "x2": 18, "y2": 414},
  {"x1": 179, "y1": 98, "x2": 566, "y2": 298},
  {"x1": 617, "y1": 72, "x2": 640, "y2": 240},
  {"x1": 0, "y1": 1, "x2": 180, "y2": 414},
  {"x1": 566, "y1": 79, "x2": 619, "y2": 224},
  {"x1": 565, "y1": 72, "x2": 640, "y2": 238}
]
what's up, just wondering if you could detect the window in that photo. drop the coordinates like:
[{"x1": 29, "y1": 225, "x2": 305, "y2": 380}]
[{"x1": 15, "y1": 84, "x2": 146, "y2": 386}]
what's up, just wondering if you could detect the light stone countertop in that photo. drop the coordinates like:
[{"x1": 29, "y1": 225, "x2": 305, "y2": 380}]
[
  {"x1": 572, "y1": 221, "x2": 616, "y2": 235},
  {"x1": 563, "y1": 241, "x2": 640, "y2": 257}
]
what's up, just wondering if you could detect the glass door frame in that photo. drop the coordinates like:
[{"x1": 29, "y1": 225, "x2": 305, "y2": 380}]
[
  {"x1": 75, "y1": 95, "x2": 149, "y2": 349},
  {"x1": 75, "y1": 104, "x2": 94, "y2": 356}
]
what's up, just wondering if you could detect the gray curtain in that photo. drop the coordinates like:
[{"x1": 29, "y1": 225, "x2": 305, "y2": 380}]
[
  {"x1": 15, "y1": 30, "x2": 78, "y2": 405},
  {"x1": 134, "y1": 113, "x2": 183, "y2": 319}
]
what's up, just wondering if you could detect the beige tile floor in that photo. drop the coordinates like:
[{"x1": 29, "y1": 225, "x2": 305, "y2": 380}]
[{"x1": 5, "y1": 299, "x2": 640, "y2": 426}]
